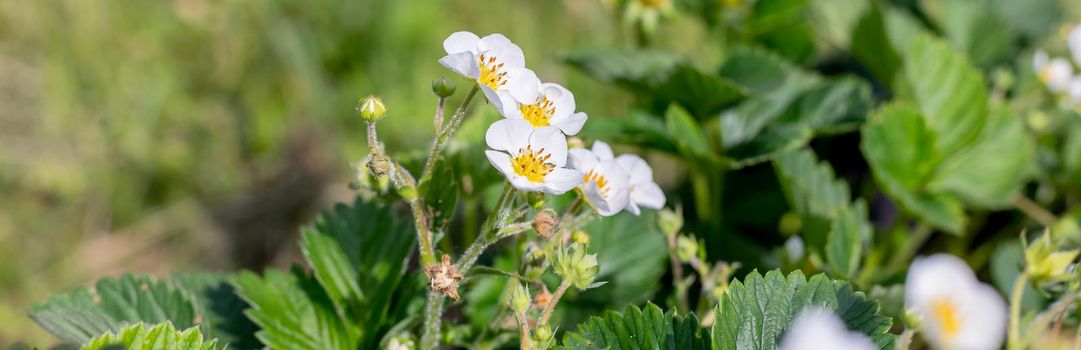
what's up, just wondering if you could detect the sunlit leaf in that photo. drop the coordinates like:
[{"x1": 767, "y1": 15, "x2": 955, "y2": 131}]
[{"x1": 558, "y1": 303, "x2": 710, "y2": 350}]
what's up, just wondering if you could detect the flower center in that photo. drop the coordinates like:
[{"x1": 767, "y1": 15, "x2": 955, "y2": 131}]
[
  {"x1": 519, "y1": 96, "x2": 555, "y2": 127},
  {"x1": 931, "y1": 298, "x2": 961, "y2": 339},
  {"x1": 511, "y1": 146, "x2": 554, "y2": 183},
  {"x1": 583, "y1": 170, "x2": 611, "y2": 198},
  {"x1": 478, "y1": 54, "x2": 508, "y2": 90}
]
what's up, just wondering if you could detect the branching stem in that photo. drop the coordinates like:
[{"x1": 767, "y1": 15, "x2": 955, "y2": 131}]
[{"x1": 539, "y1": 280, "x2": 571, "y2": 325}]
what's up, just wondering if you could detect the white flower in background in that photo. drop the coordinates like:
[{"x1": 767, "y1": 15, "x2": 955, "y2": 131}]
[
  {"x1": 1068, "y1": 24, "x2": 1081, "y2": 66},
  {"x1": 1034, "y1": 50, "x2": 1074, "y2": 93},
  {"x1": 616, "y1": 154, "x2": 665, "y2": 215},
  {"x1": 1067, "y1": 77, "x2": 1081, "y2": 105},
  {"x1": 568, "y1": 141, "x2": 630, "y2": 216},
  {"x1": 439, "y1": 31, "x2": 535, "y2": 111},
  {"x1": 905, "y1": 254, "x2": 1007, "y2": 350},
  {"x1": 779, "y1": 307, "x2": 875, "y2": 350},
  {"x1": 485, "y1": 119, "x2": 582, "y2": 194},
  {"x1": 500, "y1": 77, "x2": 588, "y2": 135}
]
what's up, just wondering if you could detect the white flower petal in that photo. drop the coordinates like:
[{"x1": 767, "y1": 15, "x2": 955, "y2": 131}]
[
  {"x1": 591, "y1": 141, "x2": 614, "y2": 160},
  {"x1": 617, "y1": 154, "x2": 654, "y2": 185},
  {"x1": 439, "y1": 52, "x2": 480, "y2": 79},
  {"x1": 507, "y1": 68, "x2": 542, "y2": 103},
  {"x1": 568, "y1": 149, "x2": 599, "y2": 172},
  {"x1": 529, "y1": 126, "x2": 569, "y2": 167},
  {"x1": 509, "y1": 175, "x2": 546, "y2": 192},
  {"x1": 631, "y1": 181, "x2": 665, "y2": 209},
  {"x1": 1046, "y1": 58, "x2": 1074, "y2": 93},
  {"x1": 1033, "y1": 50, "x2": 1049, "y2": 71},
  {"x1": 542, "y1": 83, "x2": 575, "y2": 119},
  {"x1": 905, "y1": 254, "x2": 1007, "y2": 350},
  {"x1": 905, "y1": 254, "x2": 976, "y2": 308},
  {"x1": 1070, "y1": 25, "x2": 1081, "y2": 66},
  {"x1": 485, "y1": 150, "x2": 516, "y2": 178},
  {"x1": 543, "y1": 168, "x2": 583, "y2": 194},
  {"x1": 552, "y1": 112, "x2": 588, "y2": 136},
  {"x1": 952, "y1": 283, "x2": 1007, "y2": 350},
  {"x1": 444, "y1": 31, "x2": 481, "y2": 54},
  {"x1": 480, "y1": 84, "x2": 505, "y2": 111},
  {"x1": 625, "y1": 201, "x2": 642, "y2": 216},
  {"x1": 779, "y1": 308, "x2": 876, "y2": 350},
  {"x1": 478, "y1": 33, "x2": 525, "y2": 68},
  {"x1": 486, "y1": 119, "x2": 533, "y2": 152}
]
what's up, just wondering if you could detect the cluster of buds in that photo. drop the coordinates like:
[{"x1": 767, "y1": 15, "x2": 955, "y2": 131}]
[
  {"x1": 551, "y1": 243, "x2": 602, "y2": 290},
  {"x1": 1023, "y1": 230, "x2": 1079, "y2": 286},
  {"x1": 424, "y1": 255, "x2": 464, "y2": 301}
]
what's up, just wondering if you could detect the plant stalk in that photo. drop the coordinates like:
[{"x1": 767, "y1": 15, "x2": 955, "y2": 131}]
[
  {"x1": 1012, "y1": 194, "x2": 1057, "y2": 227},
  {"x1": 1008, "y1": 272, "x2": 1029, "y2": 350},
  {"x1": 539, "y1": 280, "x2": 571, "y2": 325},
  {"x1": 421, "y1": 291, "x2": 446, "y2": 350}
]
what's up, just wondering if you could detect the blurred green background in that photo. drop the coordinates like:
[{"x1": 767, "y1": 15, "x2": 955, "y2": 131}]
[{"x1": 0, "y1": 0, "x2": 719, "y2": 345}]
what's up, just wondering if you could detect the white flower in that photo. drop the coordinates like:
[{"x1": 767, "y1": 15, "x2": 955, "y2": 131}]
[
  {"x1": 485, "y1": 119, "x2": 582, "y2": 194},
  {"x1": 568, "y1": 141, "x2": 630, "y2": 216},
  {"x1": 439, "y1": 31, "x2": 535, "y2": 112},
  {"x1": 1067, "y1": 77, "x2": 1081, "y2": 104},
  {"x1": 1069, "y1": 24, "x2": 1081, "y2": 67},
  {"x1": 1034, "y1": 50, "x2": 1074, "y2": 93},
  {"x1": 905, "y1": 254, "x2": 1007, "y2": 350},
  {"x1": 779, "y1": 307, "x2": 876, "y2": 350},
  {"x1": 500, "y1": 78, "x2": 588, "y2": 136},
  {"x1": 615, "y1": 154, "x2": 665, "y2": 215}
]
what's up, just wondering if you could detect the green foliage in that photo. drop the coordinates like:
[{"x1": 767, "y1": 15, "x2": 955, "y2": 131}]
[
  {"x1": 862, "y1": 33, "x2": 1035, "y2": 233},
  {"x1": 712, "y1": 270, "x2": 896, "y2": 350},
  {"x1": 82, "y1": 322, "x2": 218, "y2": 350},
  {"x1": 559, "y1": 303, "x2": 710, "y2": 350},
  {"x1": 581, "y1": 211, "x2": 669, "y2": 308},
  {"x1": 239, "y1": 197, "x2": 420, "y2": 350},
  {"x1": 419, "y1": 157, "x2": 460, "y2": 233}
]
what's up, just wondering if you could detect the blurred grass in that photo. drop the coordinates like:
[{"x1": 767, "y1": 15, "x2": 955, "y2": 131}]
[{"x1": 0, "y1": 0, "x2": 713, "y2": 345}]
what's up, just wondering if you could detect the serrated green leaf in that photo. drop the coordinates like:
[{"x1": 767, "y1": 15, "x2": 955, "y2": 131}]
[
  {"x1": 827, "y1": 202, "x2": 870, "y2": 279},
  {"x1": 927, "y1": 106, "x2": 1035, "y2": 208},
  {"x1": 233, "y1": 268, "x2": 356, "y2": 350},
  {"x1": 297, "y1": 197, "x2": 418, "y2": 349},
  {"x1": 565, "y1": 50, "x2": 746, "y2": 118},
  {"x1": 922, "y1": 0, "x2": 1017, "y2": 67},
  {"x1": 30, "y1": 274, "x2": 199, "y2": 344},
  {"x1": 902, "y1": 33, "x2": 988, "y2": 157},
  {"x1": 171, "y1": 273, "x2": 260, "y2": 349},
  {"x1": 851, "y1": 4, "x2": 923, "y2": 87},
  {"x1": 82, "y1": 322, "x2": 218, "y2": 350},
  {"x1": 665, "y1": 104, "x2": 719, "y2": 166},
  {"x1": 558, "y1": 303, "x2": 710, "y2": 349},
  {"x1": 712, "y1": 270, "x2": 896, "y2": 350}
]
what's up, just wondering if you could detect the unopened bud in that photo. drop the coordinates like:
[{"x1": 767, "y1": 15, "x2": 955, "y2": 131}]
[
  {"x1": 534, "y1": 324, "x2": 553, "y2": 341},
  {"x1": 533, "y1": 208, "x2": 559, "y2": 239},
  {"x1": 778, "y1": 212, "x2": 802, "y2": 236},
  {"x1": 367, "y1": 154, "x2": 392, "y2": 177},
  {"x1": 572, "y1": 230, "x2": 590, "y2": 245},
  {"x1": 358, "y1": 95, "x2": 387, "y2": 122},
  {"x1": 676, "y1": 235, "x2": 698, "y2": 262},
  {"x1": 528, "y1": 192, "x2": 547, "y2": 208},
  {"x1": 432, "y1": 76, "x2": 457, "y2": 98},
  {"x1": 1024, "y1": 230, "x2": 1079, "y2": 285},
  {"x1": 658, "y1": 207, "x2": 683, "y2": 236},
  {"x1": 510, "y1": 282, "x2": 531, "y2": 314},
  {"x1": 552, "y1": 243, "x2": 601, "y2": 290}
]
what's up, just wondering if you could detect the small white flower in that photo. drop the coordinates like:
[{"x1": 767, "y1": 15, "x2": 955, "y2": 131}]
[
  {"x1": 500, "y1": 79, "x2": 588, "y2": 136},
  {"x1": 1067, "y1": 77, "x2": 1081, "y2": 105},
  {"x1": 1034, "y1": 50, "x2": 1074, "y2": 93},
  {"x1": 439, "y1": 31, "x2": 536, "y2": 112},
  {"x1": 779, "y1": 307, "x2": 876, "y2": 350},
  {"x1": 485, "y1": 119, "x2": 582, "y2": 194},
  {"x1": 905, "y1": 254, "x2": 1007, "y2": 350},
  {"x1": 1068, "y1": 24, "x2": 1081, "y2": 67},
  {"x1": 568, "y1": 141, "x2": 630, "y2": 216},
  {"x1": 616, "y1": 154, "x2": 665, "y2": 215}
]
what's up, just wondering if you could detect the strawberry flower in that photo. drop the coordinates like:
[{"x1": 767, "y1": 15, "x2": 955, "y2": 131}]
[
  {"x1": 485, "y1": 119, "x2": 582, "y2": 194},
  {"x1": 568, "y1": 141, "x2": 631, "y2": 216},
  {"x1": 905, "y1": 254, "x2": 1007, "y2": 350},
  {"x1": 439, "y1": 31, "x2": 536, "y2": 112},
  {"x1": 500, "y1": 77, "x2": 588, "y2": 136}
]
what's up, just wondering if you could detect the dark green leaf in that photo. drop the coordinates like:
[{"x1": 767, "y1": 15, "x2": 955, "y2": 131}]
[
  {"x1": 558, "y1": 303, "x2": 710, "y2": 350},
  {"x1": 902, "y1": 33, "x2": 988, "y2": 156},
  {"x1": 922, "y1": 0, "x2": 1017, "y2": 67},
  {"x1": 580, "y1": 211, "x2": 668, "y2": 308},
  {"x1": 826, "y1": 202, "x2": 870, "y2": 279},
  {"x1": 171, "y1": 273, "x2": 260, "y2": 349},
  {"x1": 712, "y1": 270, "x2": 896, "y2": 350},
  {"x1": 419, "y1": 156, "x2": 459, "y2": 233},
  {"x1": 82, "y1": 322, "x2": 219, "y2": 350},
  {"x1": 233, "y1": 268, "x2": 357, "y2": 350}
]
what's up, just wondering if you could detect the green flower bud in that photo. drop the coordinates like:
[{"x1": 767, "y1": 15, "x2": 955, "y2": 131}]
[
  {"x1": 778, "y1": 212, "x2": 802, "y2": 236},
  {"x1": 552, "y1": 243, "x2": 601, "y2": 290},
  {"x1": 528, "y1": 192, "x2": 547, "y2": 209},
  {"x1": 431, "y1": 76, "x2": 456, "y2": 98},
  {"x1": 358, "y1": 95, "x2": 387, "y2": 122},
  {"x1": 676, "y1": 235, "x2": 698, "y2": 262},
  {"x1": 658, "y1": 207, "x2": 683, "y2": 237},
  {"x1": 572, "y1": 230, "x2": 590, "y2": 246},
  {"x1": 534, "y1": 324, "x2": 553, "y2": 342},
  {"x1": 1024, "y1": 230, "x2": 1080, "y2": 285},
  {"x1": 510, "y1": 282, "x2": 531, "y2": 315}
]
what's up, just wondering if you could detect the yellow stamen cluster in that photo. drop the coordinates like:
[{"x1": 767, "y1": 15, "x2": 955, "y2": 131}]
[
  {"x1": 583, "y1": 170, "x2": 610, "y2": 198},
  {"x1": 931, "y1": 298, "x2": 961, "y2": 340},
  {"x1": 478, "y1": 54, "x2": 508, "y2": 90},
  {"x1": 512, "y1": 146, "x2": 554, "y2": 183},
  {"x1": 520, "y1": 96, "x2": 556, "y2": 127}
]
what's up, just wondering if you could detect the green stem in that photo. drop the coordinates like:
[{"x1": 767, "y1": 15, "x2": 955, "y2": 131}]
[
  {"x1": 885, "y1": 223, "x2": 933, "y2": 275},
  {"x1": 690, "y1": 167, "x2": 712, "y2": 222},
  {"x1": 667, "y1": 233, "x2": 689, "y2": 313},
  {"x1": 421, "y1": 291, "x2": 446, "y2": 350},
  {"x1": 1012, "y1": 194, "x2": 1057, "y2": 227},
  {"x1": 1008, "y1": 272, "x2": 1029, "y2": 350},
  {"x1": 421, "y1": 85, "x2": 479, "y2": 183},
  {"x1": 457, "y1": 184, "x2": 517, "y2": 274}
]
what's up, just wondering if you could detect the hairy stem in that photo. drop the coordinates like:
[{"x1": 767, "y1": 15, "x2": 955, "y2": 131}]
[
  {"x1": 457, "y1": 184, "x2": 517, "y2": 274},
  {"x1": 539, "y1": 280, "x2": 571, "y2": 325},
  {"x1": 421, "y1": 291, "x2": 446, "y2": 350},
  {"x1": 1008, "y1": 272, "x2": 1029, "y2": 350},
  {"x1": 366, "y1": 121, "x2": 380, "y2": 154},
  {"x1": 422, "y1": 85, "x2": 479, "y2": 182},
  {"x1": 666, "y1": 233, "x2": 689, "y2": 313},
  {"x1": 434, "y1": 97, "x2": 446, "y2": 134},
  {"x1": 516, "y1": 310, "x2": 531, "y2": 350}
]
